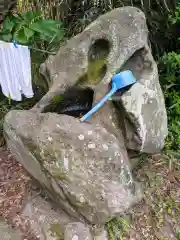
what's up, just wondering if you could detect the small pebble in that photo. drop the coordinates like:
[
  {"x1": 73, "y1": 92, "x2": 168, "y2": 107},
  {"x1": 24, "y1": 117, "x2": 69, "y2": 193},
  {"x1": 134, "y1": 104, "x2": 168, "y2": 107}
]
[
  {"x1": 102, "y1": 144, "x2": 108, "y2": 150},
  {"x1": 79, "y1": 195, "x2": 85, "y2": 203},
  {"x1": 48, "y1": 136, "x2": 53, "y2": 142},
  {"x1": 115, "y1": 152, "x2": 121, "y2": 156},
  {"x1": 88, "y1": 143, "x2": 96, "y2": 149},
  {"x1": 64, "y1": 158, "x2": 69, "y2": 170},
  {"x1": 72, "y1": 235, "x2": 78, "y2": 240},
  {"x1": 87, "y1": 130, "x2": 93, "y2": 135},
  {"x1": 78, "y1": 134, "x2": 84, "y2": 140}
]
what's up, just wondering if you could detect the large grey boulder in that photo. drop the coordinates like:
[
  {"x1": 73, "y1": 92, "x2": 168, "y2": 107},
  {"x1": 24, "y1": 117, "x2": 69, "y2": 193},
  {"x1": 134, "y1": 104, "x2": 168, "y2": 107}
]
[
  {"x1": 33, "y1": 6, "x2": 168, "y2": 154},
  {"x1": 116, "y1": 48, "x2": 168, "y2": 153},
  {"x1": 3, "y1": 5, "x2": 167, "y2": 234},
  {"x1": 4, "y1": 111, "x2": 141, "y2": 225}
]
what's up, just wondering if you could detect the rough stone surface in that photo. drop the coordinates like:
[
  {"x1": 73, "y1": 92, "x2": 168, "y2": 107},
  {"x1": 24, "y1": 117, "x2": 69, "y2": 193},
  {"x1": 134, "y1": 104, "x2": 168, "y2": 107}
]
[
  {"x1": 93, "y1": 229, "x2": 109, "y2": 240},
  {"x1": 20, "y1": 192, "x2": 72, "y2": 240},
  {"x1": 33, "y1": 6, "x2": 168, "y2": 154},
  {"x1": 16, "y1": 189, "x2": 108, "y2": 240},
  {"x1": 117, "y1": 48, "x2": 168, "y2": 153},
  {"x1": 64, "y1": 222, "x2": 92, "y2": 240},
  {"x1": 0, "y1": 219, "x2": 21, "y2": 240},
  {"x1": 4, "y1": 111, "x2": 141, "y2": 225}
]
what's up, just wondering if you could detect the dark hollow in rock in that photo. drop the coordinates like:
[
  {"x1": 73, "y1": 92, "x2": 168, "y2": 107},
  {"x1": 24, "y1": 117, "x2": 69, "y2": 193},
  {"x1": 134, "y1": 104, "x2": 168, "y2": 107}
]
[
  {"x1": 78, "y1": 38, "x2": 110, "y2": 85},
  {"x1": 88, "y1": 38, "x2": 110, "y2": 61},
  {"x1": 43, "y1": 86, "x2": 94, "y2": 118},
  {"x1": 43, "y1": 39, "x2": 111, "y2": 118}
]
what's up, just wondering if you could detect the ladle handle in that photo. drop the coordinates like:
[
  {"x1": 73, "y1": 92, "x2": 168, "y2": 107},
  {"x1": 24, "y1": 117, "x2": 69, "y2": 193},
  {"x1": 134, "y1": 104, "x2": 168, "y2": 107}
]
[{"x1": 80, "y1": 83, "x2": 117, "y2": 122}]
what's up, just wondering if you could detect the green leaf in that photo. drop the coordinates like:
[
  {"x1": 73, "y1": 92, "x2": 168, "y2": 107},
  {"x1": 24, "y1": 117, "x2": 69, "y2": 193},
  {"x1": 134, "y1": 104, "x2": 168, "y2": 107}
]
[
  {"x1": 36, "y1": 33, "x2": 52, "y2": 41},
  {"x1": 0, "y1": 33, "x2": 12, "y2": 42},
  {"x1": 14, "y1": 20, "x2": 28, "y2": 33},
  {"x1": 24, "y1": 27, "x2": 34, "y2": 40},
  {"x1": 54, "y1": 30, "x2": 65, "y2": 41},
  {"x1": 14, "y1": 28, "x2": 29, "y2": 44},
  {"x1": 39, "y1": 29, "x2": 64, "y2": 39},
  {"x1": 30, "y1": 20, "x2": 63, "y2": 34},
  {"x1": 10, "y1": 15, "x2": 22, "y2": 24},
  {"x1": 0, "y1": 29, "x2": 10, "y2": 35},
  {"x1": 22, "y1": 11, "x2": 42, "y2": 23},
  {"x1": 2, "y1": 16, "x2": 15, "y2": 32}
]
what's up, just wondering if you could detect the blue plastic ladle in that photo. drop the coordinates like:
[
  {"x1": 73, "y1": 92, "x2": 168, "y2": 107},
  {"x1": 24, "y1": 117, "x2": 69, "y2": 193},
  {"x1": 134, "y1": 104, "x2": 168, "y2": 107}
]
[{"x1": 80, "y1": 70, "x2": 137, "y2": 122}]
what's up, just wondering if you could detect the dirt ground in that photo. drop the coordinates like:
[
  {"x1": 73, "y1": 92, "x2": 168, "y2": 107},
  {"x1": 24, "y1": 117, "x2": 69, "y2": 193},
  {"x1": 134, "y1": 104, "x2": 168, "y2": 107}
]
[
  {"x1": 0, "y1": 147, "x2": 38, "y2": 240},
  {"x1": 127, "y1": 154, "x2": 180, "y2": 240},
  {"x1": 0, "y1": 147, "x2": 179, "y2": 240}
]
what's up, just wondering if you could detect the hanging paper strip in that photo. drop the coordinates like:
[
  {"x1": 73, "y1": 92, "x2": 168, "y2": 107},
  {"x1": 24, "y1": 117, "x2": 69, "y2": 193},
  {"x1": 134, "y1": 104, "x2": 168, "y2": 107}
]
[{"x1": 0, "y1": 41, "x2": 34, "y2": 101}]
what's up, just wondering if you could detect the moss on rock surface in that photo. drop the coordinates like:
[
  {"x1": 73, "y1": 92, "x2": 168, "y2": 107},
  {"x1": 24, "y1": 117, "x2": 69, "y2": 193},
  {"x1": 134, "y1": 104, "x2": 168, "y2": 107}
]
[{"x1": 49, "y1": 223, "x2": 64, "y2": 240}]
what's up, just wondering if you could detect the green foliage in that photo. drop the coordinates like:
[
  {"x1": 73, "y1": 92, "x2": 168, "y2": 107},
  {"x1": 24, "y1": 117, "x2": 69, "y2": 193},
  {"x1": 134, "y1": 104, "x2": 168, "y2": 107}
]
[
  {"x1": 176, "y1": 231, "x2": 180, "y2": 240},
  {"x1": 158, "y1": 4, "x2": 180, "y2": 152},
  {"x1": 169, "y1": 3, "x2": 180, "y2": 25},
  {"x1": 0, "y1": 11, "x2": 65, "y2": 48},
  {"x1": 159, "y1": 52, "x2": 180, "y2": 152},
  {"x1": 168, "y1": 3, "x2": 180, "y2": 41},
  {"x1": 64, "y1": 0, "x2": 177, "y2": 55},
  {"x1": 19, "y1": 0, "x2": 177, "y2": 54},
  {"x1": 0, "y1": 10, "x2": 66, "y2": 145},
  {"x1": 106, "y1": 216, "x2": 130, "y2": 240}
]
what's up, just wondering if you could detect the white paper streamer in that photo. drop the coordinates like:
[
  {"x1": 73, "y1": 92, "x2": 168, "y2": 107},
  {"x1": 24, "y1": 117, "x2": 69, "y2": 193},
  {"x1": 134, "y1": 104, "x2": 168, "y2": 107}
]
[{"x1": 0, "y1": 41, "x2": 34, "y2": 101}]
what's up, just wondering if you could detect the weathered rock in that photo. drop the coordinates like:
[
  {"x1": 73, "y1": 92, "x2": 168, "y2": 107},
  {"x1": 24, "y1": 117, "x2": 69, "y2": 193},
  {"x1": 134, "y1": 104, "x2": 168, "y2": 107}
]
[
  {"x1": 64, "y1": 222, "x2": 92, "y2": 240},
  {"x1": 0, "y1": 218, "x2": 21, "y2": 240},
  {"x1": 93, "y1": 229, "x2": 108, "y2": 240},
  {"x1": 17, "y1": 189, "x2": 107, "y2": 240},
  {"x1": 33, "y1": 6, "x2": 167, "y2": 154},
  {"x1": 4, "y1": 110, "x2": 141, "y2": 225},
  {"x1": 20, "y1": 192, "x2": 72, "y2": 240},
  {"x1": 116, "y1": 48, "x2": 168, "y2": 153}
]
